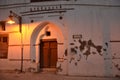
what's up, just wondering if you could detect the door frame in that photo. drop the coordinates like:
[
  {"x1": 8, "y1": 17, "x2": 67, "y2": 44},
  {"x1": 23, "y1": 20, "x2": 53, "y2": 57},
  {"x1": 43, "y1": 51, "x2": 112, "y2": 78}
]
[
  {"x1": 0, "y1": 34, "x2": 9, "y2": 59},
  {"x1": 39, "y1": 39, "x2": 57, "y2": 69}
]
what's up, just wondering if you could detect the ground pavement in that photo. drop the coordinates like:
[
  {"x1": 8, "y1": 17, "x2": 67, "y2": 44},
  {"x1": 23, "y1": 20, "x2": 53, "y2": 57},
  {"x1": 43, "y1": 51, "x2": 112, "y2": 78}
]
[{"x1": 0, "y1": 71, "x2": 120, "y2": 80}]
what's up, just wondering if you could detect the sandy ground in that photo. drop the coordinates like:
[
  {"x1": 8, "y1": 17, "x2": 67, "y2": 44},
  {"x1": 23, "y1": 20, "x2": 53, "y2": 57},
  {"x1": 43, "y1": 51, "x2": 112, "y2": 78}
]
[{"x1": 0, "y1": 71, "x2": 120, "y2": 80}]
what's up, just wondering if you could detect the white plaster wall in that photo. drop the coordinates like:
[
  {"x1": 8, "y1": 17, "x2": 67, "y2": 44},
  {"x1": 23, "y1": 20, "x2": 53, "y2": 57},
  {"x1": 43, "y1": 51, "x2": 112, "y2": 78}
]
[
  {"x1": 0, "y1": 0, "x2": 120, "y2": 77},
  {"x1": 65, "y1": 6, "x2": 105, "y2": 76},
  {"x1": 0, "y1": 0, "x2": 29, "y2": 5},
  {"x1": 65, "y1": 5, "x2": 120, "y2": 77}
]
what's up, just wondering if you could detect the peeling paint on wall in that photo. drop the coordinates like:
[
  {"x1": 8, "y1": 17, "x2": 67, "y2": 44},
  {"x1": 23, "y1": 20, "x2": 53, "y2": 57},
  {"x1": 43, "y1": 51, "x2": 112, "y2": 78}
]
[
  {"x1": 69, "y1": 34, "x2": 120, "y2": 76},
  {"x1": 57, "y1": 64, "x2": 63, "y2": 72},
  {"x1": 57, "y1": 49, "x2": 68, "y2": 72},
  {"x1": 70, "y1": 34, "x2": 103, "y2": 63},
  {"x1": 64, "y1": 49, "x2": 68, "y2": 56}
]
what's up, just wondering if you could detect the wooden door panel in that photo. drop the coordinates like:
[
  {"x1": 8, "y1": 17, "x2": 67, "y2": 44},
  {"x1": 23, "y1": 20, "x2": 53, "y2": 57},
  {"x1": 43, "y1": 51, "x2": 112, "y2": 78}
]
[
  {"x1": 40, "y1": 40, "x2": 57, "y2": 68},
  {"x1": 42, "y1": 48, "x2": 49, "y2": 68},
  {"x1": 50, "y1": 49, "x2": 57, "y2": 68},
  {"x1": 43, "y1": 42, "x2": 49, "y2": 48},
  {"x1": 50, "y1": 42, "x2": 57, "y2": 48}
]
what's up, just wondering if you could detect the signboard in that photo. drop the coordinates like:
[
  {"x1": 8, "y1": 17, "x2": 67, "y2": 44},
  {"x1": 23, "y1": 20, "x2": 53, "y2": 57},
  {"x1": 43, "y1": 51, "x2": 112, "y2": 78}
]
[{"x1": 72, "y1": 34, "x2": 82, "y2": 39}]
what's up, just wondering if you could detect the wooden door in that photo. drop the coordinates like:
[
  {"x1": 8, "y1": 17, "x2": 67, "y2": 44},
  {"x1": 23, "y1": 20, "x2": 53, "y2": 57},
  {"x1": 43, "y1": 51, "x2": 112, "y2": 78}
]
[{"x1": 40, "y1": 39, "x2": 57, "y2": 68}]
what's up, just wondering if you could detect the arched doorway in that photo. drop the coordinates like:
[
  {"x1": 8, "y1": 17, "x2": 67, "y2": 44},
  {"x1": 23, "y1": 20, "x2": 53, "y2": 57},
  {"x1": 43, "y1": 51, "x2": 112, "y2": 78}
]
[{"x1": 30, "y1": 21, "x2": 65, "y2": 72}]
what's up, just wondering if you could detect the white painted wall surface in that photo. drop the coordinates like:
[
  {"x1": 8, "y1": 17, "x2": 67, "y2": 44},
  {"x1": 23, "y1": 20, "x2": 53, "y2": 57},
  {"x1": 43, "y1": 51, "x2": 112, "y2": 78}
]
[{"x1": 0, "y1": 0, "x2": 120, "y2": 77}]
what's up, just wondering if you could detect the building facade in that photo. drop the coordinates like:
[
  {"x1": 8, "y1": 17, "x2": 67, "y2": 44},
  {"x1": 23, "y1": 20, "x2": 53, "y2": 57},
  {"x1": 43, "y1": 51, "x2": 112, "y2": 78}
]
[{"x1": 0, "y1": 0, "x2": 120, "y2": 77}]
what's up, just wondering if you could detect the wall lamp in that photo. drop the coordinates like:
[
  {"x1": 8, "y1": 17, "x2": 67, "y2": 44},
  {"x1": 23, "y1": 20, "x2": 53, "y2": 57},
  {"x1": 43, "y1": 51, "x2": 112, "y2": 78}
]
[
  {"x1": 7, "y1": 10, "x2": 23, "y2": 72},
  {"x1": 7, "y1": 15, "x2": 15, "y2": 24},
  {"x1": 7, "y1": 10, "x2": 22, "y2": 33}
]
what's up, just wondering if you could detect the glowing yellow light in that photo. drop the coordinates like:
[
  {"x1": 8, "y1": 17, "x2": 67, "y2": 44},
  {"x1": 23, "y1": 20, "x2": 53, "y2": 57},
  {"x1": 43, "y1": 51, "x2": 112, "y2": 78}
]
[
  {"x1": 7, "y1": 20, "x2": 15, "y2": 24},
  {"x1": 7, "y1": 15, "x2": 15, "y2": 24}
]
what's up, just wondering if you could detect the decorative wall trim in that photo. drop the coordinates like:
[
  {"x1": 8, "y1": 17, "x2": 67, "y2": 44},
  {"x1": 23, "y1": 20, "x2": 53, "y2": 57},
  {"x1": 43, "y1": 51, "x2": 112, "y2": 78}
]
[
  {"x1": 21, "y1": 5, "x2": 74, "y2": 16},
  {"x1": 9, "y1": 59, "x2": 31, "y2": 61},
  {"x1": 0, "y1": 3, "x2": 120, "y2": 9},
  {"x1": 9, "y1": 44, "x2": 30, "y2": 46},
  {"x1": 58, "y1": 43, "x2": 64, "y2": 45},
  {"x1": 110, "y1": 40, "x2": 120, "y2": 43}
]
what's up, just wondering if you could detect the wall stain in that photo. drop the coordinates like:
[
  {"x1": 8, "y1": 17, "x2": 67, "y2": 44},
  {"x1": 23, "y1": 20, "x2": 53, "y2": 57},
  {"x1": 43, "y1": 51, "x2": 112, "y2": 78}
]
[
  {"x1": 64, "y1": 49, "x2": 68, "y2": 56},
  {"x1": 69, "y1": 57, "x2": 75, "y2": 63},
  {"x1": 112, "y1": 53, "x2": 120, "y2": 72},
  {"x1": 92, "y1": 51, "x2": 97, "y2": 55},
  {"x1": 75, "y1": 62, "x2": 77, "y2": 66},
  {"x1": 70, "y1": 43, "x2": 74, "y2": 45},
  {"x1": 57, "y1": 64, "x2": 63, "y2": 72},
  {"x1": 103, "y1": 48, "x2": 107, "y2": 51},
  {"x1": 113, "y1": 62, "x2": 120, "y2": 71},
  {"x1": 78, "y1": 39, "x2": 103, "y2": 59},
  {"x1": 68, "y1": 34, "x2": 120, "y2": 75},
  {"x1": 70, "y1": 34, "x2": 104, "y2": 64},
  {"x1": 83, "y1": 48, "x2": 91, "y2": 60},
  {"x1": 79, "y1": 40, "x2": 86, "y2": 52},
  {"x1": 105, "y1": 42, "x2": 108, "y2": 47},
  {"x1": 77, "y1": 54, "x2": 81, "y2": 61},
  {"x1": 71, "y1": 48, "x2": 77, "y2": 54}
]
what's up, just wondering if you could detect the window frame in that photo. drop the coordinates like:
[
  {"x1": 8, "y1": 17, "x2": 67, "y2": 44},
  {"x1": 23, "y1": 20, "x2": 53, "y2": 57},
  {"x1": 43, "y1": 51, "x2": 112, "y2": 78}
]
[{"x1": 0, "y1": 34, "x2": 9, "y2": 59}]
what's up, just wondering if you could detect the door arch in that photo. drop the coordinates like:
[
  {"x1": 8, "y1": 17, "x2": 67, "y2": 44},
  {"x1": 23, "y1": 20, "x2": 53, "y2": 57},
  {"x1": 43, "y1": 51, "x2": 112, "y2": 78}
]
[{"x1": 30, "y1": 21, "x2": 65, "y2": 71}]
